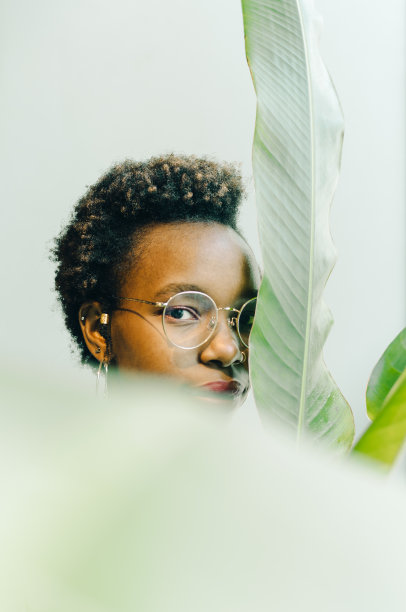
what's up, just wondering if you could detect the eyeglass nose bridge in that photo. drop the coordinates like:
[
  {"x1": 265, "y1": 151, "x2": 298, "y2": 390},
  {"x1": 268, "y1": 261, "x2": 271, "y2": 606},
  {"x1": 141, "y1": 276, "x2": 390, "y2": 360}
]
[
  {"x1": 215, "y1": 307, "x2": 240, "y2": 338},
  {"x1": 207, "y1": 312, "x2": 236, "y2": 331},
  {"x1": 218, "y1": 307, "x2": 252, "y2": 349}
]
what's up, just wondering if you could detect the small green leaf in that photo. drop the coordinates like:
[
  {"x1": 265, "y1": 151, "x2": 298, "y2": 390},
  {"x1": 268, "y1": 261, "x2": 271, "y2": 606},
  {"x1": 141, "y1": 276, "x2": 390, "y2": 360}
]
[
  {"x1": 353, "y1": 368, "x2": 406, "y2": 467},
  {"x1": 366, "y1": 327, "x2": 406, "y2": 421}
]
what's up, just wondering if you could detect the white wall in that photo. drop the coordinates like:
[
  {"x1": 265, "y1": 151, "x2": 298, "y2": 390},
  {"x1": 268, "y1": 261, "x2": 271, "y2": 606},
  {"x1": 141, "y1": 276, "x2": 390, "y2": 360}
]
[
  {"x1": 0, "y1": 0, "x2": 257, "y2": 389},
  {"x1": 1, "y1": 0, "x2": 404, "y2": 434},
  {"x1": 317, "y1": 0, "x2": 406, "y2": 435}
]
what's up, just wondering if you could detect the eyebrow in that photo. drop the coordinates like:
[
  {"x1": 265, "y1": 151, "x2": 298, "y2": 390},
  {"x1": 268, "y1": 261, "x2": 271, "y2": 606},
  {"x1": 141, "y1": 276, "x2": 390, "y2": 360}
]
[
  {"x1": 153, "y1": 283, "x2": 205, "y2": 300},
  {"x1": 153, "y1": 283, "x2": 258, "y2": 302}
]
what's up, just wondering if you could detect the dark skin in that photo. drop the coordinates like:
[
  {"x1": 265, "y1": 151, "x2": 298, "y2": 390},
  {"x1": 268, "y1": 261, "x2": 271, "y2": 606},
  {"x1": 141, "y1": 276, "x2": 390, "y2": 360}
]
[{"x1": 79, "y1": 222, "x2": 260, "y2": 404}]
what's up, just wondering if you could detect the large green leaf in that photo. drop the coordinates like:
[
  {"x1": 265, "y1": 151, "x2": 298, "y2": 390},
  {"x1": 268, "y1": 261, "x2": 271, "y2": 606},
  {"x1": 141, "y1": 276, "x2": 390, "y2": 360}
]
[
  {"x1": 353, "y1": 369, "x2": 406, "y2": 467},
  {"x1": 366, "y1": 327, "x2": 406, "y2": 421},
  {"x1": 242, "y1": 0, "x2": 354, "y2": 448}
]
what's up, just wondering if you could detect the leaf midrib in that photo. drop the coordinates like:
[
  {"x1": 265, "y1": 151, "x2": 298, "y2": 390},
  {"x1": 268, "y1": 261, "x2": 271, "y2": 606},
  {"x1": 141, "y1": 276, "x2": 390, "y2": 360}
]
[{"x1": 295, "y1": 0, "x2": 315, "y2": 441}]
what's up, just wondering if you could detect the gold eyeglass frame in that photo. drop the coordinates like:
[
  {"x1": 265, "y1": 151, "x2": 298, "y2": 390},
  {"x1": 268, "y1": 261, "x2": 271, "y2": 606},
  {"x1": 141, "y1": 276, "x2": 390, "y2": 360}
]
[{"x1": 112, "y1": 290, "x2": 256, "y2": 350}]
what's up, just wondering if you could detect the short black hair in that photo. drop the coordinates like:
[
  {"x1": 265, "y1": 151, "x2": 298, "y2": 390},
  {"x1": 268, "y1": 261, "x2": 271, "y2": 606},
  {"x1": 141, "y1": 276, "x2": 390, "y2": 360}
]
[{"x1": 52, "y1": 154, "x2": 245, "y2": 365}]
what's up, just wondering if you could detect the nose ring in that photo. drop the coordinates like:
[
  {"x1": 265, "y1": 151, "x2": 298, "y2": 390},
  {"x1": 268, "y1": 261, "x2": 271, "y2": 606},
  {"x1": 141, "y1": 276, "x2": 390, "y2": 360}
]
[{"x1": 236, "y1": 351, "x2": 246, "y2": 365}]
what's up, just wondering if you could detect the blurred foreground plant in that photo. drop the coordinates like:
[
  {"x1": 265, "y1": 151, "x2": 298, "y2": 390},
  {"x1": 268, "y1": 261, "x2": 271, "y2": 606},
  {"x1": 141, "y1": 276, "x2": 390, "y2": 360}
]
[{"x1": 1, "y1": 366, "x2": 406, "y2": 611}]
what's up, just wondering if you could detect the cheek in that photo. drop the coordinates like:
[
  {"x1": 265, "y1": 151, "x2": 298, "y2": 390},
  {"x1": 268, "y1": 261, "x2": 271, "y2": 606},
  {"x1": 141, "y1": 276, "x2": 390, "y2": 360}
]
[
  {"x1": 110, "y1": 315, "x2": 199, "y2": 373},
  {"x1": 171, "y1": 349, "x2": 201, "y2": 370},
  {"x1": 110, "y1": 315, "x2": 159, "y2": 368}
]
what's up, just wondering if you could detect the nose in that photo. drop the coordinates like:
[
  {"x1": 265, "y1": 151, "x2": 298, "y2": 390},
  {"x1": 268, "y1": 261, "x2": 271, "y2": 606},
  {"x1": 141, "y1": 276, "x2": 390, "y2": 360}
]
[{"x1": 199, "y1": 316, "x2": 242, "y2": 367}]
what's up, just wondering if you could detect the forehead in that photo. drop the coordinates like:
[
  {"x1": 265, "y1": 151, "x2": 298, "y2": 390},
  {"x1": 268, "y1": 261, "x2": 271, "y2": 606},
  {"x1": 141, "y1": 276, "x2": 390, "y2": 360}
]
[{"x1": 121, "y1": 222, "x2": 259, "y2": 302}]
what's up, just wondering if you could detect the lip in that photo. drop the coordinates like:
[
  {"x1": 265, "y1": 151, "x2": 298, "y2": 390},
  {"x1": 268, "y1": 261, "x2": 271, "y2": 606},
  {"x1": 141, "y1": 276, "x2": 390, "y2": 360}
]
[{"x1": 199, "y1": 380, "x2": 244, "y2": 396}]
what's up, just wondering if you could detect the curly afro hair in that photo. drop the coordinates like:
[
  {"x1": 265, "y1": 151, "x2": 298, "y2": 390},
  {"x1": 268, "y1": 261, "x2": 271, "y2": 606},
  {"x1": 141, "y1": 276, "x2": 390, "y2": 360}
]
[{"x1": 52, "y1": 154, "x2": 245, "y2": 365}]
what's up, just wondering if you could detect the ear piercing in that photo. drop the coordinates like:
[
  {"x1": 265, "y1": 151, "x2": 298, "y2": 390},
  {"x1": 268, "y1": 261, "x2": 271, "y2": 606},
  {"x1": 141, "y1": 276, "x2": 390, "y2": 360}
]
[
  {"x1": 80, "y1": 313, "x2": 110, "y2": 323},
  {"x1": 95, "y1": 347, "x2": 101, "y2": 354}
]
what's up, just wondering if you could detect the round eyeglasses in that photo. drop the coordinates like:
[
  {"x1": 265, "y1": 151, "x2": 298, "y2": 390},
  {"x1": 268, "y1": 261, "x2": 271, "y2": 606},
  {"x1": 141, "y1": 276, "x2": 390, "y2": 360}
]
[{"x1": 113, "y1": 291, "x2": 257, "y2": 350}]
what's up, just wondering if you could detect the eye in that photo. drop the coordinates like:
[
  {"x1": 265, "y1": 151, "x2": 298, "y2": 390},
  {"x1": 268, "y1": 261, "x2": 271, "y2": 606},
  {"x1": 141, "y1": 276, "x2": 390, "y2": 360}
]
[{"x1": 164, "y1": 306, "x2": 200, "y2": 323}]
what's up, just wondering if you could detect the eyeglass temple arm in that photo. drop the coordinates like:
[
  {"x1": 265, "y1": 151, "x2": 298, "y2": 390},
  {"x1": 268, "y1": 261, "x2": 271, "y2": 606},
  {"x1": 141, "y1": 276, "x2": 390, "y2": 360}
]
[{"x1": 112, "y1": 298, "x2": 253, "y2": 311}]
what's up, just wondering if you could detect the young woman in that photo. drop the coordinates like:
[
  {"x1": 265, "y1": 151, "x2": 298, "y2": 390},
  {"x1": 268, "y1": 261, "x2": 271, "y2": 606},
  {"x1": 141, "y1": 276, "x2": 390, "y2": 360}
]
[{"x1": 53, "y1": 154, "x2": 260, "y2": 404}]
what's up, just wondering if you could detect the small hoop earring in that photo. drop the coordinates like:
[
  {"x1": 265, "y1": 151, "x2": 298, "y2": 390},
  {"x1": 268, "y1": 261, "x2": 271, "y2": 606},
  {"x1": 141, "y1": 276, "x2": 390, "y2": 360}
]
[
  {"x1": 96, "y1": 358, "x2": 109, "y2": 397},
  {"x1": 236, "y1": 351, "x2": 246, "y2": 365}
]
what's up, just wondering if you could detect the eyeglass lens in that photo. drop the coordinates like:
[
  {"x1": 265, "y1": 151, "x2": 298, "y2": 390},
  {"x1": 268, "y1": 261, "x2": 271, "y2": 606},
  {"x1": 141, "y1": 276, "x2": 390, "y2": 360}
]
[
  {"x1": 237, "y1": 297, "x2": 256, "y2": 348},
  {"x1": 162, "y1": 292, "x2": 257, "y2": 350}
]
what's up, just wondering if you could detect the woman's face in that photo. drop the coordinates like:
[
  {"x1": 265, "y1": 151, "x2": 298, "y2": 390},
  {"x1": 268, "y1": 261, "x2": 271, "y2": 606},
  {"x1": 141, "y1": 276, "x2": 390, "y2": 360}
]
[{"x1": 96, "y1": 222, "x2": 259, "y2": 404}]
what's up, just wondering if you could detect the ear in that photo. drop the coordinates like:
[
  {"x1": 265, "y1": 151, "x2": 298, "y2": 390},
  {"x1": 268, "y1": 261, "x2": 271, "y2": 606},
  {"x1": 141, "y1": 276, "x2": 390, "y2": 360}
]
[{"x1": 78, "y1": 302, "x2": 111, "y2": 362}]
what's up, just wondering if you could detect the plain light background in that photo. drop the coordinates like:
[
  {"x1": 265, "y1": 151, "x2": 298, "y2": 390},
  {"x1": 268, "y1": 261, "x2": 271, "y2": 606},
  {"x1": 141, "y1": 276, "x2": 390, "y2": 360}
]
[{"x1": 1, "y1": 0, "x2": 404, "y2": 436}]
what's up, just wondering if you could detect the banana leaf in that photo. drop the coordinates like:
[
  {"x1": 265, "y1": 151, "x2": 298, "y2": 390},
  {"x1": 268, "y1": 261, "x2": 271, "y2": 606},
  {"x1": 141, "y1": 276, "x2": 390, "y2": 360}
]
[
  {"x1": 353, "y1": 370, "x2": 406, "y2": 468},
  {"x1": 353, "y1": 328, "x2": 406, "y2": 467},
  {"x1": 242, "y1": 0, "x2": 354, "y2": 448},
  {"x1": 366, "y1": 327, "x2": 406, "y2": 421}
]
